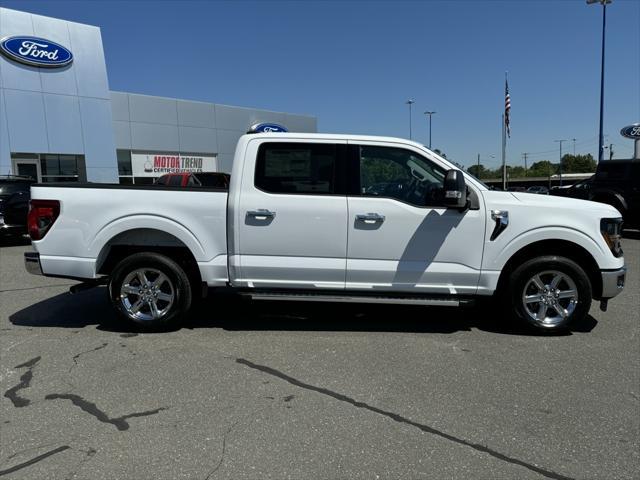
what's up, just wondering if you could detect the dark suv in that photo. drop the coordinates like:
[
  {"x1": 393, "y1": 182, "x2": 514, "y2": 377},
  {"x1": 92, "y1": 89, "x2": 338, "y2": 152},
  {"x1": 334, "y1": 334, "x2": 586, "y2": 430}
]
[
  {"x1": 551, "y1": 159, "x2": 639, "y2": 228},
  {"x1": 0, "y1": 176, "x2": 35, "y2": 237}
]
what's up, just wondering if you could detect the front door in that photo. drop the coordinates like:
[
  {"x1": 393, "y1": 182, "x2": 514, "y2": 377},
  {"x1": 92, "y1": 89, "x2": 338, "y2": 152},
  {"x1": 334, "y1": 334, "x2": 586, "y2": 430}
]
[
  {"x1": 235, "y1": 140, "x2": 348, "y2": 289},
  {"x1": 12, "y1": 158, "x2": 40, "y2": 182},
  {"x1": 346, "y1": 143, "x2": 485, "y2": 295}
]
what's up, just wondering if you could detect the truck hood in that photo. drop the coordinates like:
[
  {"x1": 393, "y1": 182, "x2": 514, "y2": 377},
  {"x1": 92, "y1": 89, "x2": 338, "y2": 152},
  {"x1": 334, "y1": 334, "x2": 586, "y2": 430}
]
[{"x1": 510, "y1": 192, "x2": 621, "y2": 218}]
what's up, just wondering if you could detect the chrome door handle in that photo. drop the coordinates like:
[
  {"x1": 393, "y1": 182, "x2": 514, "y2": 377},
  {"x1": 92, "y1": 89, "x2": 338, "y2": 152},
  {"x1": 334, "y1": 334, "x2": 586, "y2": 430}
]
[
  {"x1": 247, "y1": 209, "x2": 276, "y2": 220},
  {"x1": 356, "y1": 213, "x2": 385, "y2": 224}
]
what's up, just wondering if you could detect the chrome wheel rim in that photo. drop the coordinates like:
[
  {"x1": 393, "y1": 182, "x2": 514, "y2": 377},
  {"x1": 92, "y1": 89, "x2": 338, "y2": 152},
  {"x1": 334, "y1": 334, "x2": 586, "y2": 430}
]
[
  {"x1": 521, "y1": 270, "x2": 578, "y2": 328},
  {"x1": 120, "y1": 268, "x2": 174, "y2": 321}
]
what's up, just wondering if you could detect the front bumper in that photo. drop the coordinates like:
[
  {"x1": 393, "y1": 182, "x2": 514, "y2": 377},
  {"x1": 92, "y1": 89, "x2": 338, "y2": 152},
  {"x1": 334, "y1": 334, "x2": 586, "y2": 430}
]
[
  {"x1": 600, "y1": 265, "x2": 626, "y2": 299},
  {"x1": 24, "y1": 252, "x2": 43, "y2": 276}
]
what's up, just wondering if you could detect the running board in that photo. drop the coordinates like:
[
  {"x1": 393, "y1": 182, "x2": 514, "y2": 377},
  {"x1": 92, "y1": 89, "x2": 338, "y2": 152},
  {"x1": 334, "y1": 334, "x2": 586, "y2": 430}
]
[{"x1": 247, "y1": 292, "x2": 472, "y2": 307}]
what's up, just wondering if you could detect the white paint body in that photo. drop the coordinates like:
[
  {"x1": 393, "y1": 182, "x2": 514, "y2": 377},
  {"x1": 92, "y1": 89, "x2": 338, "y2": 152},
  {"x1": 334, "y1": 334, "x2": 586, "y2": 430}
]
[{"x1": 31, "y1": 133, "x2": 624, "y2": 296}]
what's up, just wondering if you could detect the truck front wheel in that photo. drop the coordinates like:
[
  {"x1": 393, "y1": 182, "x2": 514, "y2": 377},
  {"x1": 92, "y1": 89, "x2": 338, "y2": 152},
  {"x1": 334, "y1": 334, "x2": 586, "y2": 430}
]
[
  {"x1": 507, "y1": 255, "x2": 592, "y2": 331},
  {"x1": 108, "y1": 252, "x2": 193, "y2": 330}
]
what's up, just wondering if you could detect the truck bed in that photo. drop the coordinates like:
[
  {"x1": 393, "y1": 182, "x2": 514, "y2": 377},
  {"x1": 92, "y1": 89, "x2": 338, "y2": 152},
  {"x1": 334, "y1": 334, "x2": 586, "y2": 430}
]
[{"x1": 29, "y1": 183, "x2": 229, "y2": 285}]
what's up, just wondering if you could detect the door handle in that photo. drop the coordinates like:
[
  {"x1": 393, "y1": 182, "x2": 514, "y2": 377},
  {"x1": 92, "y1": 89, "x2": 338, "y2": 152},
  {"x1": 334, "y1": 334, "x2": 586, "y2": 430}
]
[
  {"x1": 247, "y1": 209, "x2": 276, "y2": 220},
  {"x1": 356, "y1": 213, "x2": 385, "y2": 224}
]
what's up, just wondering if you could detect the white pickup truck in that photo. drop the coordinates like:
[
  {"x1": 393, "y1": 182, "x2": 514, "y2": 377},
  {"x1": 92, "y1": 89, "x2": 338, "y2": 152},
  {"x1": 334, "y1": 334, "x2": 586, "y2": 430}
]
[{"x1": 25, "y1": 133, "x2": 626, "y2": 331}]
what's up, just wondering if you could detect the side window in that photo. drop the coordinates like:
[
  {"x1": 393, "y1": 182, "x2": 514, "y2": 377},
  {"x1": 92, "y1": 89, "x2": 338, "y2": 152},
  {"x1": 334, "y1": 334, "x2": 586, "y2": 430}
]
[
  {"x1": 358, "y1": 146, "x2": 446, "y2": 207},
  {"x1": 256, "y1": 143, "x2": 338, "y2": 194},
  {"x1": 168, "y1": 175, "x2": 182, "y2": 186}
]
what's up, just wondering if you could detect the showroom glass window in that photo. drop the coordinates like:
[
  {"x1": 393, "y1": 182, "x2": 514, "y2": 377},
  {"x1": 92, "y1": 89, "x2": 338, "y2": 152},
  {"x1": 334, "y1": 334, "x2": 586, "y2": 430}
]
[
  {"x1": 255, "y1": 143, "x2": 339, "y2": 194},
  {"x1": 40, "y1": 154, "x2": 82, "y2": 182},
  {"x1": 358, "y1": 146, "x2": 446, "y2": 207}
]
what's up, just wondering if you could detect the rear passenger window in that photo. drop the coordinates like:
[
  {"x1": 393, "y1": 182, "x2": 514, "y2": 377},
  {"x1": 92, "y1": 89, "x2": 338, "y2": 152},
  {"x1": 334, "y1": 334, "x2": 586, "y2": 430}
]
[{"x1": 255, "y1": 143, "x2": 338, "y2": 194}]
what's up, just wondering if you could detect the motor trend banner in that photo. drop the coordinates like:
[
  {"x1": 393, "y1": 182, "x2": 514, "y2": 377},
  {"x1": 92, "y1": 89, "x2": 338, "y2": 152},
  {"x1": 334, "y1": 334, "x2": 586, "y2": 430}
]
[{"x1": 131, "y1": 153, "x2": 217, "y2": 177}]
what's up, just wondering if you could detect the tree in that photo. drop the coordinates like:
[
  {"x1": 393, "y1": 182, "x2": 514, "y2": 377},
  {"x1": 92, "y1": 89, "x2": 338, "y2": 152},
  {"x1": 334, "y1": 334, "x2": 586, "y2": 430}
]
[
  {"x1": 528, "y1": 160, "x2": 557, "y2": 177},
  {"x1": 467, "y1": 164, "x2": 487, "y2": 178},
  {"x1": 561, "y1": 154, "x2": 596, "y2": 174}
]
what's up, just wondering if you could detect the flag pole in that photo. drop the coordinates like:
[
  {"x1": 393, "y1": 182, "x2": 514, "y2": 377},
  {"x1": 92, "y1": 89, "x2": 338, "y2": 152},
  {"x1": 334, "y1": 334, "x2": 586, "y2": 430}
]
[
  {"x1": 502, "y1": 71, "x2": 508, "y2": 190},
  {"x1": 502, "y1": 113, "x2": 506, "y2": 190}
]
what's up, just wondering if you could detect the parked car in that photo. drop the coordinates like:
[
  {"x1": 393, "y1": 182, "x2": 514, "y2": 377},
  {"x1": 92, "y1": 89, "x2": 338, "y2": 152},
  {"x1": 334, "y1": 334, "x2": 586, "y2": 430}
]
[
  {"x1": 155, "y1": 172, "x2": 230, "y2": 189},
  {"x1": 526, "y1": 186, "x2": 549, "y2": 195},
  {"x1": 0, "y1": 176, "x2": 34, "y2": 237},
  {"x1": 506, "y1": 186, "x2": 526, "y2": 192},
  {"x1": 549, "y1": 160, "x2": 639, "y2": 228},
  {"x1": 24, "y1": 133, "x2": 626, "y2": 332}
]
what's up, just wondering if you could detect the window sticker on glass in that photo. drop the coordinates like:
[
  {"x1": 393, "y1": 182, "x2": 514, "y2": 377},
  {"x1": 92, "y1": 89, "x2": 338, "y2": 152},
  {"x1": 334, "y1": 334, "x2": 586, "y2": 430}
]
[{"x1": 265, "y1": 150, "x2": 311, "y2": 177}]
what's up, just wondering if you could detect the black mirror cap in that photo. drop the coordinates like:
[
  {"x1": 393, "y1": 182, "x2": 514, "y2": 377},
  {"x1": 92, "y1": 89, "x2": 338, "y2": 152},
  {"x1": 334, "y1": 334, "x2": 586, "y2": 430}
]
[{"x1": 443, "y1": 169, "x2": 467, "y2": 208}]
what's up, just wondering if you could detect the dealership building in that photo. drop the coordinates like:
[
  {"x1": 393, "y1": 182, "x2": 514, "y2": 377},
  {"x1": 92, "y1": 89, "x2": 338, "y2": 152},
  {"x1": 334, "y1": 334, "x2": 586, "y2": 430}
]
[{"x1": 0, "y1": 7, "x2": 316, "y2": 184}]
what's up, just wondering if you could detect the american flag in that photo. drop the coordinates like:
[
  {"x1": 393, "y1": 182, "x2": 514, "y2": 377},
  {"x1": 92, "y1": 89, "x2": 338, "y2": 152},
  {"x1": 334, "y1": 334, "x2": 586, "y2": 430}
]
[{"x1": 505, "y1": 79, "x2": 511, "y2": 138}]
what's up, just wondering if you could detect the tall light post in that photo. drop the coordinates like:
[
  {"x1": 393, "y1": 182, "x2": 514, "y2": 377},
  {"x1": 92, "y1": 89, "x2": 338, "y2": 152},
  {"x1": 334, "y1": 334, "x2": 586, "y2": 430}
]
[
  {"x1": 587, "y1": 0, "x2": 612, "y2": 162},
  {"x1": 405, "y1": 99, "x2": 415, "y2": 140},
  {"x1": 572, "y1": 138, "x2": 577, "y2": 155},
  {"x1": 555, "y1": 139, "x2": 568, "y2": 186},
  {"x1": 424, "y1": 111, "x2": 436, "y2": 149}
]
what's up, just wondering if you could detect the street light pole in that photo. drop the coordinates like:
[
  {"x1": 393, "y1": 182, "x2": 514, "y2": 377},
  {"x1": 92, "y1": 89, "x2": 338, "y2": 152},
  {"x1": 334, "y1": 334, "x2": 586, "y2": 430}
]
[
  {"x1": 587, "y1": 0, "x2": 612, "y2": 162},
  {"x1": 424, "y1": 111, "x2": 436, "y2": 149},
  {"x1": 406, "y1": 99, "x2": 415, "y2": 140},
  {"x1": 572, "y1": 138, "x2": 577, "y2": 155},
  {"x1": 555, "y1": 139, "x2": 568, "y2": 186}
]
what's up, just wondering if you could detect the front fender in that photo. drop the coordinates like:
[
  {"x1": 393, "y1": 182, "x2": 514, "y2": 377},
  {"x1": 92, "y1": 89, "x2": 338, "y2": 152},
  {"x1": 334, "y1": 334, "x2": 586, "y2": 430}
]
[{"x1": 484, "y1": 226, "x2": 618, "y2": 271}]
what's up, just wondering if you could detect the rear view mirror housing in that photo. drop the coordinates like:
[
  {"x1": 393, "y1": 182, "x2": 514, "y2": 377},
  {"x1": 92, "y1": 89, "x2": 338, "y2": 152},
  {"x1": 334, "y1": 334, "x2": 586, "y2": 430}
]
[{"x1": 443, "y1": 170, "x2": 467, "y2": 209}]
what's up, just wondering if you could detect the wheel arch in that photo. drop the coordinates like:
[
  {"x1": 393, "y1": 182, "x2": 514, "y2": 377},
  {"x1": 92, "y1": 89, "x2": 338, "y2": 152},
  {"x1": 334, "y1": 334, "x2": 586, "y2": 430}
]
[
  {"x1": 495, "y1": 239, "x2": 603, "y2": 299},
  {"x1": 95, "y1": 228, "x2": 202, "y2": 293}
]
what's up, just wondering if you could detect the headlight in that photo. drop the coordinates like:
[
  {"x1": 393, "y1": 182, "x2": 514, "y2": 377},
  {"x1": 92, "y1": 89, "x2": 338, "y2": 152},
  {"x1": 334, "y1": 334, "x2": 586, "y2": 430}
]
[{"x1": 600, "y1": 217, "x2": 623, "y2": 258}]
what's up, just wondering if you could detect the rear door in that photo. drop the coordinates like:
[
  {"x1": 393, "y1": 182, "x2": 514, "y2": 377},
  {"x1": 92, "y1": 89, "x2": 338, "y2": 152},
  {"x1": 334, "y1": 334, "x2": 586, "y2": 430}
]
[{"x1": 235, "y1": 139, "x2": 349, "y2": 289}]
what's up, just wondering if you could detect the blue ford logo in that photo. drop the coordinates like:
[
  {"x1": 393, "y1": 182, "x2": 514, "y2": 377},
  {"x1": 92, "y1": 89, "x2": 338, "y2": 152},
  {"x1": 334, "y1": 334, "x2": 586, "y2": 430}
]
[
  {"x1": 248, "y1": 123, "x2": 288, "y2": 133},
  {"x1": 0, "y1": 36, "x2": 73, "y2": 68},
  {"x1": 620, "y1": 124, "x2": 640, "y2": 139}
]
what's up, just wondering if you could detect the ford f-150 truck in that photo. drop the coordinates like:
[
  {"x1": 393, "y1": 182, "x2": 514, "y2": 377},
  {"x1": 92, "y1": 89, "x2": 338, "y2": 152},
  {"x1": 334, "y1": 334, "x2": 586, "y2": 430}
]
[{"x1": 24, "y1": 133, "x2": 627, "y2": 331}]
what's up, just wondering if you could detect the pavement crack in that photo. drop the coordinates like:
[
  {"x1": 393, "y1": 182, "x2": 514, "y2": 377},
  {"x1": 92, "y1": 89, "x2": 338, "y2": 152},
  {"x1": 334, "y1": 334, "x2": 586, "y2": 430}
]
[
  {"x1": 204, "y1": 407, "x2": 267, "y2": 480},
  {"x1": 3, "y1": 356, "x2": 41, "y2": 408},
  {"x1": 44, "y1": 394, "x2": 166, "y2": 431},
  {"x1": 236, "y1": 358, "x2": 575, "y2": 480},
  {"x1": 0, "y1": 446, "x2": 69, "y2": 477},
  {"x1": 68, "y1": 343, "x2": 108, "y2": 372}
]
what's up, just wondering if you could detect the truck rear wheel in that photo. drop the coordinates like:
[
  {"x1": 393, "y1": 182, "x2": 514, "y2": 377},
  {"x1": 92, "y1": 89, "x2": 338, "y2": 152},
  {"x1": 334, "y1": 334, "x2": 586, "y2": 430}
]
[
  {"x1": 507, "y1": 255, "x2": 592, "y2": 332},
  {"x1": 108, "y1": 252, "x2": 192, "y2": 330}
]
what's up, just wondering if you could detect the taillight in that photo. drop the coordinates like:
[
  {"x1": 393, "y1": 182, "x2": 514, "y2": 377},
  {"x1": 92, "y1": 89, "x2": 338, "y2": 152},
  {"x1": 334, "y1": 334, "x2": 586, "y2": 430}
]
[{"x1": 28, "y1": 200, "x2": 60, "y2": 240}]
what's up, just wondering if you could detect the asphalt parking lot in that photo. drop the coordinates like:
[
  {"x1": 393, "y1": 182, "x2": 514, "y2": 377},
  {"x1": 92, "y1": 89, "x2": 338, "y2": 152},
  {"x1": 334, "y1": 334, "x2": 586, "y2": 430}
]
[{"x1": 1, "y1": 236, "x2": 639, "y2": 480}]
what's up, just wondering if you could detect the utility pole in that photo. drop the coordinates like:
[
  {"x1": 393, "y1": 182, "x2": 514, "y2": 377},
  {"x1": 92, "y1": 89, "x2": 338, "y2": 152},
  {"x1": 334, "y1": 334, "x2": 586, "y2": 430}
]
[
  {"x1": 587, "y1": 0, "x2": 612, "y2": 162},
  {"x1": 424, "y1": 111, "x2": 436, "y2": 149},
  {"x1": 477, "y1": 153, "x2": 480, "y2": 174},
  {"x1": 522, "y1": 153, "x2": 528, "y2": 177},
  {"x1": 609, "y1": 143, "x2": 614, "y2": 160},
  {"x1": 572, "y1": 138, "x2": 577, "y2": 155},
  {"x1": 555, "y1": 139, "x2": 568, "y2": 186},
  {"x1": 406, "y1": 99, "x2": 415, "y2": 140}
]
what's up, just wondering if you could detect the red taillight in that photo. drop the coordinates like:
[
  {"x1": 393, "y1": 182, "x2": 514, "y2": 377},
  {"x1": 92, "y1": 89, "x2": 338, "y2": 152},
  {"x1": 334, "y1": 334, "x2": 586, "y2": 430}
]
[{"x1": 28, "y1": 200, "x2": 60, "y2": 240}]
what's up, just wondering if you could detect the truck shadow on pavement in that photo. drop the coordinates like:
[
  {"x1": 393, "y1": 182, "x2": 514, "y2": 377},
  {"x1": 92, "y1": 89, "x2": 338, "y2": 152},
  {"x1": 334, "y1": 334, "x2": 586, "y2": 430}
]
[{"x1": 9, "y1": 287, "x2": 598, "y2": 336}]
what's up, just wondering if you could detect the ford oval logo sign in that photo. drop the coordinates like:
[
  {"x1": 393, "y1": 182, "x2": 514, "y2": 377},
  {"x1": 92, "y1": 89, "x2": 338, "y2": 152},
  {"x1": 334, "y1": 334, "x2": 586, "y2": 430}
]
[
  {"x1": 248, "y1": 123, "x2": 288, "y2": 133},
  {"x1": 0, "y1": 36, "x2": 73, "y2": 68},
  {"x1": 620, "y1": 124, "x2": 640, "y2": 139}
]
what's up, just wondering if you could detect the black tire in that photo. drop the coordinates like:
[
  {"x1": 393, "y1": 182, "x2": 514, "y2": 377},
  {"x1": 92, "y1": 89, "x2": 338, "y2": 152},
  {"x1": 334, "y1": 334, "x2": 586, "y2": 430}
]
[
  {"x1": 507, "y1": 255, "x2": 592, "y2": 332},
  {"x1": 108, "y1": 252, "x2": 193, "y2": 330}
]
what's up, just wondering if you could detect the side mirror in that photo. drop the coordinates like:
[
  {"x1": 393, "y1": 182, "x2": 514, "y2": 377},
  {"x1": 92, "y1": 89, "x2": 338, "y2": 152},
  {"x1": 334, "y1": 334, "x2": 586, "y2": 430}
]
[{"x1": 443, "y1": 169, "x2": 467, "y2": 208}]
